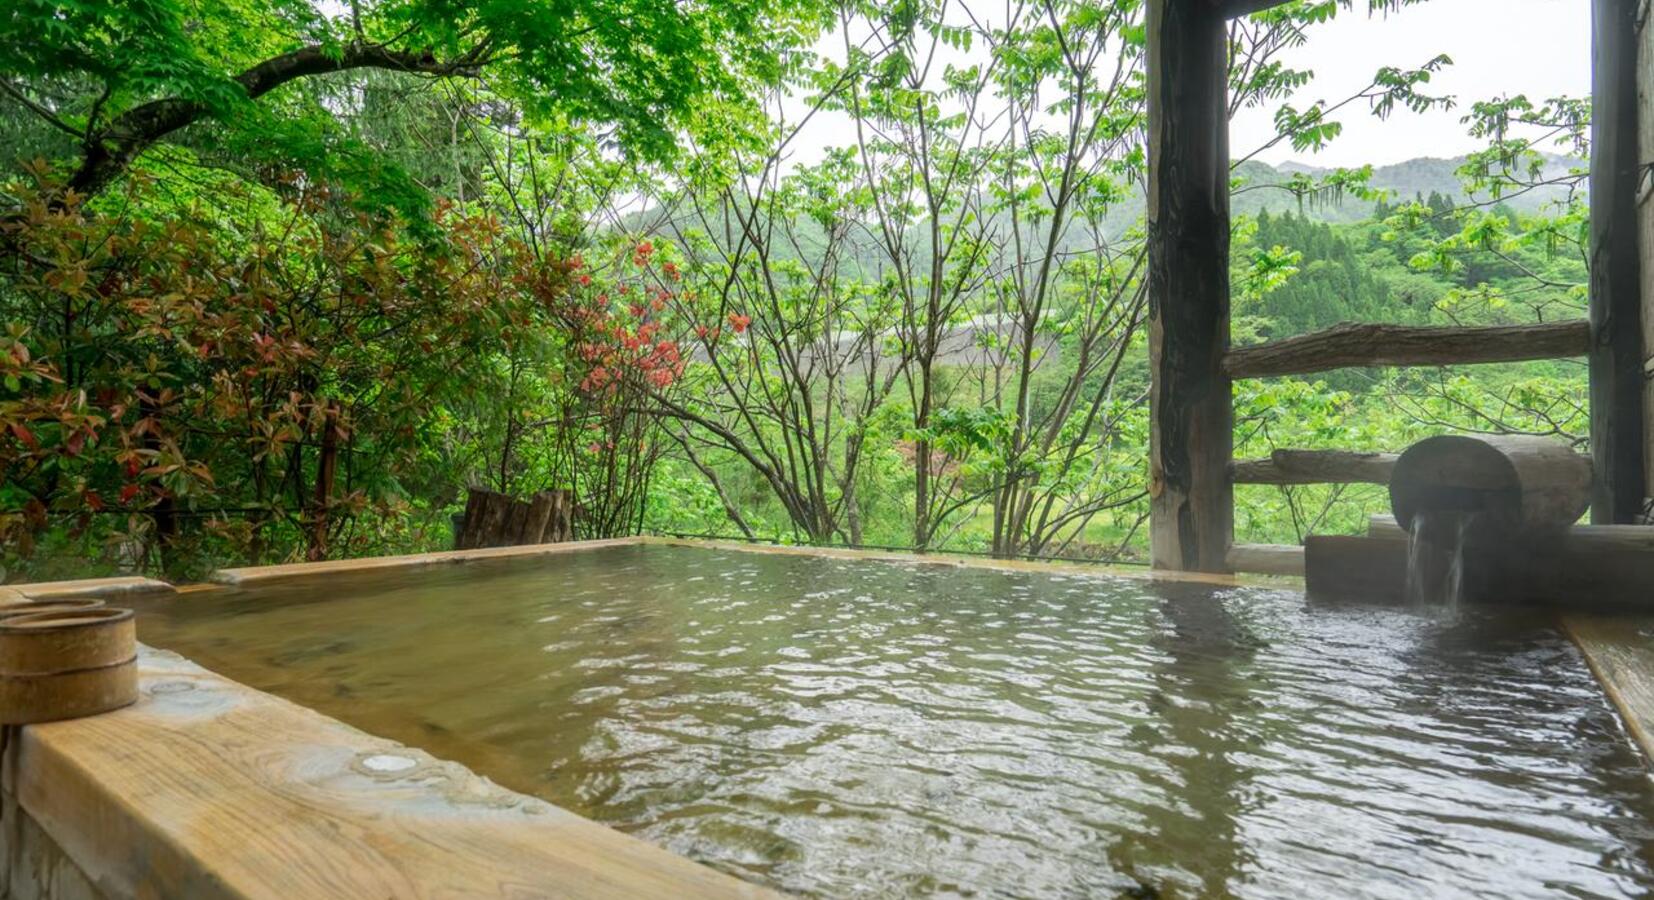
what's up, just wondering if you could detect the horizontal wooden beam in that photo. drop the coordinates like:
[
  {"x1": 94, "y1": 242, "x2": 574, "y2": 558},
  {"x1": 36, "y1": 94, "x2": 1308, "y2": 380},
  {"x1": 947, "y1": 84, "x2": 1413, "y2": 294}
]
[
  {"x1": 1226, "y1": 542, "x2": 1305, "y2": 576},
  {"x1": 1368, "y1": 514, "x2": 1407, "y2": 539},
  {"x1": 1307, "y1": 528, "x2": 1654, "y2": 610},
  {"x1": 1371, "y1": 513, "x2": 1654, "y2": 550},
  {"x1": 1224, "y1": 320, "x2": 1591, "y2": 379},
  {"x1": 1218, "y1": 0, "x2": 1295, "y2": 17},
  {"x1": 1231, "y1": 449, "x2": 1398, "y2": 485}
]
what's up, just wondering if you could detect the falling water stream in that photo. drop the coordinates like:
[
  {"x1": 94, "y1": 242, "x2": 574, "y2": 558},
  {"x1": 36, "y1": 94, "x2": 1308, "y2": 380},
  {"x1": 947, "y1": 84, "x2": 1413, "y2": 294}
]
[{"x1": 1406, "y1": 510, "x2": 1482, "y2": 609}]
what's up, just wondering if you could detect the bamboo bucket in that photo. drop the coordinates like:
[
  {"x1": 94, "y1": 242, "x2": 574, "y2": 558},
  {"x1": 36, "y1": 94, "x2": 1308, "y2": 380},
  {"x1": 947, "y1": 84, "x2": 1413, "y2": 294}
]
[{"x1": 0, "y1": 606, "x2": 137, "y2": 725}]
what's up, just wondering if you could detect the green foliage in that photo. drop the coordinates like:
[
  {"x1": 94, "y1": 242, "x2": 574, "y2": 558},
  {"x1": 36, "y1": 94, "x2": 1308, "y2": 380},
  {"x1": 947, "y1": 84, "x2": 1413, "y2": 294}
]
[
  {"x1": 0, "y1": 0, "x2": 817, "y2": 210},
  {"x1": 0, "y1": 0, "x2": 1602, "y2": 579}
]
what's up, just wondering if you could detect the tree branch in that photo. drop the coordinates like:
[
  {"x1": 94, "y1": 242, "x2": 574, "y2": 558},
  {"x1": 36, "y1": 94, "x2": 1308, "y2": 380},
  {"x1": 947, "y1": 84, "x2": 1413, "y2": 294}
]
[{"x1": 67, "y1": 41, "x2": 489, "y2": 199}]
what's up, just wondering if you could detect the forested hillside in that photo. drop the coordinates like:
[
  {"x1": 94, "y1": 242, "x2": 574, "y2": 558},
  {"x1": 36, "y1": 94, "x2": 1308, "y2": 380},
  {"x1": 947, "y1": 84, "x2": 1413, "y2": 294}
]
[{"x1": 0, "y1": 0, "x2": 1590, "y2": 579}]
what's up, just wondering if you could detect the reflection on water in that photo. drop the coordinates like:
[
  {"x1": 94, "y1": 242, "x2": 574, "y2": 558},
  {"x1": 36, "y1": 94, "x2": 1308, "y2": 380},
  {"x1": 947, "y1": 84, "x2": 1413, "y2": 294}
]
[{"x1": 128, "y1": 545, "x2": 1654, "y2": 898}]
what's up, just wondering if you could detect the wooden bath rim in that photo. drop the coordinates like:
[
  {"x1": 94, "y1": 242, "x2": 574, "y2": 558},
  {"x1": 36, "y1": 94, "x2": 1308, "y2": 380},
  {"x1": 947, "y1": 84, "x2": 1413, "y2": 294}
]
[{"x1": 1, "y1": 537, "x2": 1651, "y2": 898}]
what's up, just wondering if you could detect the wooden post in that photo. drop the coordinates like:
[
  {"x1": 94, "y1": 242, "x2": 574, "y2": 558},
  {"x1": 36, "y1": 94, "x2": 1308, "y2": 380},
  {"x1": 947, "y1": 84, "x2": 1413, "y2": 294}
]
[
  {"x1": 1639, "y1": 1, "x2": 1654, "y2": 523},
  {"x1": 1146, "y1": 0, "x2": 1233, "y2": 571},
  {"x1": 1590, "y1": 0, "x2": 1649, "y2": 523}
]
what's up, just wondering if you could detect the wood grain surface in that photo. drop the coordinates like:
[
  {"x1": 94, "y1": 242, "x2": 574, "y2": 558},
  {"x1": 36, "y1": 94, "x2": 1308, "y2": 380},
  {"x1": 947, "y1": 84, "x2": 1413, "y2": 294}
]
[{"x1": 15, "y1": 646, "x2": 777, "y2": 899}]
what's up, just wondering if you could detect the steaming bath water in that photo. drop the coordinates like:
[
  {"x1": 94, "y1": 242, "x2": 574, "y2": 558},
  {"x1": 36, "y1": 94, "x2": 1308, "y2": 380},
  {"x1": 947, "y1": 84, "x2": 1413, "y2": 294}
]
[{"x1": 129, "y1": 544, "x2": 1654, "y2": 898}]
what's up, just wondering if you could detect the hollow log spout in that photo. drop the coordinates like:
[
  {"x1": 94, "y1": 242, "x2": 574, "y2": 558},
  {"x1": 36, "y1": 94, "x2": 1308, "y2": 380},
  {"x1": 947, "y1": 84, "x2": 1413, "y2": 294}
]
[
  {"x1": 1388, "y1": 434, "x2": 1592, "y2": 536},
  {"x1": 1306, "y1": 434, "x2": 1654, "y2": 611}
]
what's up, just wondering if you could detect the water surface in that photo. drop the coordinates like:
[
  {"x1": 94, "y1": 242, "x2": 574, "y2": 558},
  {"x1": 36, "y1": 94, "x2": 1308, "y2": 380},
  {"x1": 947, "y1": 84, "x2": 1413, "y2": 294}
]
[{"x1": 130, "y1": 544, "x2": 1654, "y2": 898}]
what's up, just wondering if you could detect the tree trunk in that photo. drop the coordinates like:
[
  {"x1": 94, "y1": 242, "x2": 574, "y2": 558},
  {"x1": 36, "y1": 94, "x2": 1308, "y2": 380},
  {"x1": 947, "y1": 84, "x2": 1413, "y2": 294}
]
[{"x1": 305, "y1": 401, "x2": 340, "y2": 562}]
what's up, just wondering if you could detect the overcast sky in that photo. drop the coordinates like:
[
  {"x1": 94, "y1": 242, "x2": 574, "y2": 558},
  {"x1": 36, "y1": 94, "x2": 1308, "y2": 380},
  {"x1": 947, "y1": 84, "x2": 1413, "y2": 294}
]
[
  {"x1": 1233, "y1": 0, "x2": 1590, "y2": 166},
  {"x1": 778, "y1": 0, "x2": 1590, "y2": 172}
]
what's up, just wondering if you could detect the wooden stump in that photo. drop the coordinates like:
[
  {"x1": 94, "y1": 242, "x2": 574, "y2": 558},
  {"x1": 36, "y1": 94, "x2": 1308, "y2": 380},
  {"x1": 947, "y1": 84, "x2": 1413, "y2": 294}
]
[
  {"x1": 521, "y1": 492, "x2": 556, "y2": 544},
  {"x1": 547, "y1": 490, "x2": 573, "y2": 543},
  {"x1": 502, "y1": 502, "x2": 530, "y2": 548},
  {"x1": 456, "y1": 488, "x2": 576, "y2": 550},
  {"x1": 456, "y1": 490, "x2": 486, "y2": 550}
]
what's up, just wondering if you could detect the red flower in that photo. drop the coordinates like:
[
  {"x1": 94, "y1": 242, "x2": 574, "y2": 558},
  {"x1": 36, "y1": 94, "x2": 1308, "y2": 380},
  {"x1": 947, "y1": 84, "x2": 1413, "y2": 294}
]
[{"x1": 726, "y1": 312, "x2": 751, "y2": 334}]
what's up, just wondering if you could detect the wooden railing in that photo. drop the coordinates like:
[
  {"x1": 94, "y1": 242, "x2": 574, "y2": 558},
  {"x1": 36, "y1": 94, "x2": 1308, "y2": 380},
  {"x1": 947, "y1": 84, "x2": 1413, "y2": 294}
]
[
  {"x1": 1222, "y1": 322, "x2": 1594, "y2": 576},
  {"x1": 1224, "y1": 320, "x2": 1590, "y2": 379},
  {"x1": 1230, "y1": 449, "x2": 1398, "y2": 485},
  {"x1": 1146, "y1": 0, "x2": 1647, "y2": 576}
]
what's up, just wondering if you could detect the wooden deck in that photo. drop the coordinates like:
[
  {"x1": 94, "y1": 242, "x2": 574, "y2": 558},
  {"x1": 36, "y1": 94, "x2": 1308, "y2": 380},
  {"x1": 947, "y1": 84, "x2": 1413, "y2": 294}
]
[
  {"x1": 1563, "y1": 615, "x2": 1654, "y2": 763},
  {"x1": 14, "y1": 645, "x2": 776, "y2": 899}
]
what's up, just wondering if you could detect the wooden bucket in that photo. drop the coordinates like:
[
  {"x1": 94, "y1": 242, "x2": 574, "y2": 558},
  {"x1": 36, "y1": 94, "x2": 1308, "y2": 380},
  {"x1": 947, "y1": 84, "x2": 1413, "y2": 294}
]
[{"x1": 0, "y1": 606, "x2": 137, "y2": 725}]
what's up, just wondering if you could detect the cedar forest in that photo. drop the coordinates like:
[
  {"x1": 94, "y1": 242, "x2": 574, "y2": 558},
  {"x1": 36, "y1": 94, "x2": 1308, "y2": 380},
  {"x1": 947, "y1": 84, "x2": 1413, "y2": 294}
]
[{"x1": 0, "y1": 0, "x2": 1590, "y2": 579}]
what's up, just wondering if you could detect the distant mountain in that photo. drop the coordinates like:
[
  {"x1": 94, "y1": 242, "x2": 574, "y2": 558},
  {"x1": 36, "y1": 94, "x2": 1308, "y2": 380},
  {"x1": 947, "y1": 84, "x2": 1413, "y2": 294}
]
[
  {"x1": 618, "y1": 154, "x2": 1584, "y2": 272},
  {"x1": 1231, "y1": 154, "x2": 1584, "y2": 223}
]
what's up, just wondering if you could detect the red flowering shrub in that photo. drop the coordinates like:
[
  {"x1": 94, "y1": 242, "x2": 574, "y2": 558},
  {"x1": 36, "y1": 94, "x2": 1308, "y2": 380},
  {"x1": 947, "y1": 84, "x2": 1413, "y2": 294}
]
[{"x1": 0, "y1": 169, "x2": 534, "y2": 575}]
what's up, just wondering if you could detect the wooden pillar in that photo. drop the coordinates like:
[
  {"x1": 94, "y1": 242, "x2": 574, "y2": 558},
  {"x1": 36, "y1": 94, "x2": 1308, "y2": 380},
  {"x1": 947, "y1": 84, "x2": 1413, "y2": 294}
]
[
  {"x1": 1589, "y1": 0, "x2": 1649, "y2": 523},
  {"x1": 1639, "y1": 1, "x2": 1654, "y2": 523},
  {"x1": 1146, "y1": 0, "x2": 1233, "y2": 571}
]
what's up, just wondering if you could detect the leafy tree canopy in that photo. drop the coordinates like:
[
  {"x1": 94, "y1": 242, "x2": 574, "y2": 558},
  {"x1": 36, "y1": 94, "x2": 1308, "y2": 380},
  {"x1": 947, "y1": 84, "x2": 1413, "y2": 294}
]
[{"x1": 0, "y1": 0, "x2": 819, "y2": 211}]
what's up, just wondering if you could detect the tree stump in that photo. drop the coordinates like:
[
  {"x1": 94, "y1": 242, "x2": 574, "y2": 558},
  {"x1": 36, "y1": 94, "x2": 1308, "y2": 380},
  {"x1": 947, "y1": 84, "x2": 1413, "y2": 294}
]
[{"x1": 456, "y1": 488, "x2": 575, "y2": 550}]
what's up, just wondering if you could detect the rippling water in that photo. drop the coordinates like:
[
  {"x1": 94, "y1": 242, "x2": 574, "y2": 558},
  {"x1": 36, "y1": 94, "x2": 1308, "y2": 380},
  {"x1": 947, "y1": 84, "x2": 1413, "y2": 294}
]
[{"x1": 129, "y1": 544, "x2": 1654, "y2": 898}]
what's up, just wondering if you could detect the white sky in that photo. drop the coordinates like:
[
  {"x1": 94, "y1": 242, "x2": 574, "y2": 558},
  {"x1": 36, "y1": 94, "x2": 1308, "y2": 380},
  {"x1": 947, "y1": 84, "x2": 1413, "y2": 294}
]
[
  {"x1": 780, "y1": 0, "x2": 1590, "y2": 171},
  {"x1": 1233, "y1": 0, "x2": 1591, "y2": 166}
]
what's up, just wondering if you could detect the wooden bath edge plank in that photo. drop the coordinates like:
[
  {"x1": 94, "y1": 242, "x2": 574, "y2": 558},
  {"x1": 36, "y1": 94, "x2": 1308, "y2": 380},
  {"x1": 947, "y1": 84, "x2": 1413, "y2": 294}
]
[
  {"x1": 1224, "y1": 543, "x2": 1306, "y2": 577},
  {"x1": 7, "y1": 576, "x2": 176, "y2": 600},
  {"x1": 1561, "y1": 615, "x2": 1654, "y2": 765},
  {"x1": 14, "y1": 645, "x2": 778, "y2": 900},
  {"x1": 12, "y1": 536, "x2": 1283, "y2": 603},
  {"x1": 211, "y1": 536, "x2": 648, "y2": 585},
  {"x1": 638, "y1": 536, "x2": 1294, "y2": 589}
]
